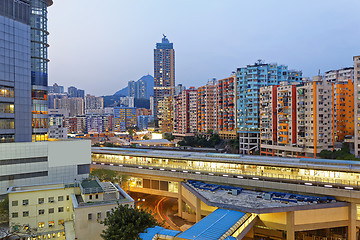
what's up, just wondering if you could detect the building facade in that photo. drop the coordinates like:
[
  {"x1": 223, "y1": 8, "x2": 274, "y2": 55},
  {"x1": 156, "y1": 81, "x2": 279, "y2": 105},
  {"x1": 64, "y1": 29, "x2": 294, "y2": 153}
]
[
  {"x1": 31, "y1": 0, "x2": 53, "y2": 142},
  {"x1": 325, "y1": 67, "x2": 354, "y2": 83},
  {"x1": 334, "y1": 79, "x2": 354, "y2": 141},
  {"x1": 237, "y1": 62, "x2": 302, "y2": 154},
  {"x1": 0, "y1": 140, "x2": 91, "y2": 196},
  {"x1": 173, "y1": 87, "x2": 197, "y2": 135},
  {"x1": 197, "y1": 79, "x2": 218, "y2": 133},
  {"x1": 217, "y1": 76, "x2": 237, "y2": 139},
  {"x1": 85, "y1": 94, "x2": 103, "y2": 112},
  {"x1": 260, "y1": 77, "x2": 334, "y2": 158},
  {"x1": 157, "y1": 95, "x2": 173, "y2": 133},
  {"x1": 354, "y1": 56, "x2": 360, "y2": 157},
  {"x1": 8, "y1": 179, "x2": 133, "y2": 240},
  {"x1": 0, "y1": 0, "x2": 32, "y2": 143},
  {"x1": 153, "y1": 35, "x2": 175, "y2": 120},
  {"x1": 113, "y1": 107, "x2": 137, "y2": 132}
]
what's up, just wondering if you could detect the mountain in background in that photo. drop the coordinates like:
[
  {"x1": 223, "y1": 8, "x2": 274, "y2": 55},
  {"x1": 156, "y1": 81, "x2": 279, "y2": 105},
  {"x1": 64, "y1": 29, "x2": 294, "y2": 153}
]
[
  {"x1": 114, "y1": 86, "x2": 128, "y2": 97},
  {"x1": 103, "y1": 75, "x2": 154, "y2": 108}
]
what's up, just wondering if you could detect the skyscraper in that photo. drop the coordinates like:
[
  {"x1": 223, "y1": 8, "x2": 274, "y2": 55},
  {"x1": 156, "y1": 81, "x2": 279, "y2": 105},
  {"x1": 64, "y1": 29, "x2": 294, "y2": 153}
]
[
  {"x1": 153, "y1": 35, "x2": 175, "y2": 120},
  {"x1": 0, "y1": 0, "x2": 38, "y2": 143},
  {"x1": 31, "y1": 0, "x2": 53, "y2": 142}
]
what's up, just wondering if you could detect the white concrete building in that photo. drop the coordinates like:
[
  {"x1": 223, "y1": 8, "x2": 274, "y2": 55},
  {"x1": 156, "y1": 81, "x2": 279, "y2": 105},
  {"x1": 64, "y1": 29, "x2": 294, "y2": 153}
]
[{"x1": 0, "y1": 140, "x2": 91, "y2": 196}]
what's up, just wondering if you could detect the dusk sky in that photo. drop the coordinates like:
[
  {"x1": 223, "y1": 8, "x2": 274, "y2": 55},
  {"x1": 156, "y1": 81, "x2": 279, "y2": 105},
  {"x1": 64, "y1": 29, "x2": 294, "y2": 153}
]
[{"x1": 48, "y1": 0, "x2": 360, "y2": 96}]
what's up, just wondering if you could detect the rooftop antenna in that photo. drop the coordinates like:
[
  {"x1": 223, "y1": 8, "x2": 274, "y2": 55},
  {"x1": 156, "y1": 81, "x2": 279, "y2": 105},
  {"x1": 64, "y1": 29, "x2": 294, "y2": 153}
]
[
  {"x1": 256, "y1": 59, "x2": 264, "y2": 65},
  {"x1": 163, "y1": 34, "x2": 166, "y2": 39},
  {"x1": 318, "y1": 69, "x2": 321, "y2": 75}
]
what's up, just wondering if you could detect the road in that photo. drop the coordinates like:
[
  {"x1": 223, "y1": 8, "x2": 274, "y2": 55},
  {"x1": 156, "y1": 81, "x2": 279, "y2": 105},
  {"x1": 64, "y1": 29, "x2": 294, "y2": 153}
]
[{"x1": 130, "y1": 192, "x2": 192, "y2": 231}]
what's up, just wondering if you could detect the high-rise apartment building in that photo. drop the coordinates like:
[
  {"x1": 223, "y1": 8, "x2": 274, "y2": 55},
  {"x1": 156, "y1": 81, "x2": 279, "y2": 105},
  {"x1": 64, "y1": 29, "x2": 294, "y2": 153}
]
[
  {"x1": 173, "y1": 87, "x2": 197, "y2": 135},
  {"x1": 157, "y1": 95, "x2": 173, "y2": 133},
  {"x1": 113, "y1": 107, "x2": 137, "y2": 132},
  {"x1": 68, "y1": 86, "x2": 84, "y2": 98},
  {"x1": 85, "y1": 94, "x2": 104, "y2": 112},
  {"x1": 48, "y1": 83, "x2": 64, "y2": 93},
  {"x1": 297, "y1": 76, "x2": 334, "y2": 157},
  {"x1": 153, "y1": 35, "x2": 175, "y2": 120},
  {"x1": 260, "y1": 83, "x2": 299, "y2": 157},
  {"x1": 260, "y1": 77, "x2": 334, "y2": 158},
  {"x1": 354, "y1": 55, "x2": 360, "y2": 156},
  {"x1": 54, "y1": 97, "x2": 84, "y2": 117},
  {"x1": 334, "y1": 79, "x2": 354, "y2": 142},
  {"x1": 237, "y1": 61, "x2": 302, "y2": 154},
  {"x1": 217, "y1": 76, "x2": 237, "y2": 139},
  {"x1": 325, "y1": 67, "x2": 354, "y2": 83},
  {"x1": 0, "y1": 0, "x2": 32, "y2": 143},
  {"x1": 197, "y1": 79, "x2": 218, "y2": 133},
  {"x1": 128, "y1": 75, "x2": 154, "y2": 99}
]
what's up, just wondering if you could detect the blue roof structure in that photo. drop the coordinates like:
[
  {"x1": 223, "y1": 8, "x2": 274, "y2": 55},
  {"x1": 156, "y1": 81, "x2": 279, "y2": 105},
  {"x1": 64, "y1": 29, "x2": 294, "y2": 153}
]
[
  {"x1": 224, "y1": 237, "x2": 237, "y2": 240},
  {"x1": 139, "y1": 226, "x2": 181, "y2": 240},
  {"x1": 176, "y1": 209, "x2": 246, "y2": 240}
]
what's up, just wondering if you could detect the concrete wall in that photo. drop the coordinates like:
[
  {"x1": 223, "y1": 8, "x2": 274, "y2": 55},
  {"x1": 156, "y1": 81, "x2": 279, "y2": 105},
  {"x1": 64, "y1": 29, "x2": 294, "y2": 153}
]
[
  {"x1": 0, "y1": 140, "x2": 91, "y2": 195},
  {"x1": 74, "y1": 201, "x2": 134, "y2": 240},
  {"x1": 8, "y1": 185, "x2": 75, "y2": 238}
]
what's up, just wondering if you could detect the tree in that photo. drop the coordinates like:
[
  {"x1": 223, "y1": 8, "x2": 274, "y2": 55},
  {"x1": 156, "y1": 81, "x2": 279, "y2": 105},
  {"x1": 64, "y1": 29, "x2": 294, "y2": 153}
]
[
  {"x1": 90, "y1": 169, "x2": 129, "y2": 187},
  {"x1": 0, "y1": 197, "x2": 9, "y2": 223},
  {"x1": 163, "y1": 133, "x2": 174, "y2": 141},
  {"x1": 101, "y1": 204, "x2": 159, "y2": 240}
]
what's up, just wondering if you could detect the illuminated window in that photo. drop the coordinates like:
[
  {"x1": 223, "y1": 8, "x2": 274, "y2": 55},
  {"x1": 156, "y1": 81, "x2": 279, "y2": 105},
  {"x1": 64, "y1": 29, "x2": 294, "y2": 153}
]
[{"x1": 38, "y1": 222, "x2": 44, "y2": 228}]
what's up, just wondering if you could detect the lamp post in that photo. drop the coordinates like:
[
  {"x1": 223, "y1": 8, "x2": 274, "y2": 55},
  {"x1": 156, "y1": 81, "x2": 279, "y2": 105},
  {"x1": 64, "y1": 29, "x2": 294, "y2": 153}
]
[{"x1": 134, "y1": 198, "x2": 145, "y2": 209}]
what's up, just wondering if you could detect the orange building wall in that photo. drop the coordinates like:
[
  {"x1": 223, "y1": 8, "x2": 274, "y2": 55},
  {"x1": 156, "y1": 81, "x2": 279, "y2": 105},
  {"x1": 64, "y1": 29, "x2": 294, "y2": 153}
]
[{"x1": 335, "y1": 79, "x2": 354, "y2": 141}]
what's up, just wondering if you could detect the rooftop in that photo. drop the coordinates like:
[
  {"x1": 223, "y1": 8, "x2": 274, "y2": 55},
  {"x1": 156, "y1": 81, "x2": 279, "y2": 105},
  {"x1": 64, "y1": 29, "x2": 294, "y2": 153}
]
[
  {"x1": 176, "y1": 209, "x2": 247, "y2": 240},
  {"x1": 184, "y1": 181, "x2": 346, "y2": 214}
]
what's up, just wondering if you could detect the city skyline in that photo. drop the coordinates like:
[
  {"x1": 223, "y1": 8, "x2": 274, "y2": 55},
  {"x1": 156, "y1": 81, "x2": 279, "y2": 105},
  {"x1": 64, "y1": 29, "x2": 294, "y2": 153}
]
[{"x1": 48, "y1": 0, "x2": 360, "y2": 96}]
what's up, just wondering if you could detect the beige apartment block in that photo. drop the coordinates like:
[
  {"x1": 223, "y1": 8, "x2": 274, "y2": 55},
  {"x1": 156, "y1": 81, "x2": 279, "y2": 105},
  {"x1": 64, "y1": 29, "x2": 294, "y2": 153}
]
[
  {"x1": 354, "y1": 55, "x2": 360, "y2": 157},
  {"x1": 260, "y1": 78, "x2": 334, "y2": 158},
  {"x1": 8, "y1": 178, "x2": 134, "y2": 240},
  {"x1": 260, "y1": 85, "x2": 277, "y2": 148},
  {"x1": 173, "y1": 87, "x2": 197, "y2": 135},
  {"x1": 297, "y1": 76, "x2": 334, "y2": 157}
]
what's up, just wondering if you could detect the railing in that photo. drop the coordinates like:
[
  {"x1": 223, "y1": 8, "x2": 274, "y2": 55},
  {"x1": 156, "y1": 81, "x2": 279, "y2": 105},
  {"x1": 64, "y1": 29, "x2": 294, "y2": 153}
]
[{"x1": 92, "y1": 156, "x2": 360, "y2": 188}]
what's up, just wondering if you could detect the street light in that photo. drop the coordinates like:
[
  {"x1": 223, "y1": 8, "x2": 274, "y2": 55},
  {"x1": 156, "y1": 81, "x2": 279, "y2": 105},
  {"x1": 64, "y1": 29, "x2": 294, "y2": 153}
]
[{"x1": 134, "y1": 198, "x2": 145, "y2": 209}]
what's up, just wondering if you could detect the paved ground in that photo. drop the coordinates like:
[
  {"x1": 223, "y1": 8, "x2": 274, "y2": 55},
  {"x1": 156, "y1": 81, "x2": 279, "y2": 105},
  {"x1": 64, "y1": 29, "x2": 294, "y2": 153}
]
[{"x1": 129, "y1": 192, "x2": 194, "y2": 230}]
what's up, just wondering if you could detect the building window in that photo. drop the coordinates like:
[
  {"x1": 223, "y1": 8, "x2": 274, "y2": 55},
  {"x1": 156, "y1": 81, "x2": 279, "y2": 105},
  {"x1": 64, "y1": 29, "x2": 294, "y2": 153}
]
[
  {"x1": 95, "y1": 194, "x2": 99, "y2": 199},
  {"x1": 48, "y1": 197, "x2": 54, "y2": 203},
  {"x1": 66, "y1": 207, "x2": 70, "y2": 212},
  {"x1": 49, "y1": 208, "x2": 54, "y2": 214},
  {"x1": 23, "y1": 211, "x2": 29, "y2": 217},
  {"x1": 38, "y1": 222, "x2": 44, "y2": 228},
  {"x1": 48, "y1": 221, "x2": 54, "y2": 228},
  {"x1": 58, "y1": 207, "x2": 64, "y2": 213},
  {"x1": 97, "y1": 212, "x2": 101, "y2": 220},
  {"x1": 89, "y1": 195, "x2": 93, "y2": 200},
  {"x1": 66, "y1": 195, "x2": 70, "y2": 201},
  {"x1": 39, "y1": 209, "x2": 45, "y2": 215},
  {"x1": 38, "y1": 198, "x2": 44, "y2": 204},
  {"x1": 106, "y1": 211, "x2": 111, "y2": 217},
  {"x1": 12, "y1": 212, "x2": 18, "y2": 218},
  {"x1": 88, "y1": 213, "x2": 92, "y2": 220},
  {"x1": 58, "y1": 219, "x2": 64, "y2": 225},
  {"x1": 22, "y1": 200, "x2": 29, "y2": 206},
  {"x1": 58, "y1": 196, "x2": 64, "y2": 201},
  {"x1": 12, "y1": 201, "x2": 18, "y2": 206}
]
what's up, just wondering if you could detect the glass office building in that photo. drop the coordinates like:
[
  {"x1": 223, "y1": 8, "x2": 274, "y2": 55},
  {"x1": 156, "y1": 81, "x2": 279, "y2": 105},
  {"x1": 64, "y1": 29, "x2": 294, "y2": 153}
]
[
  {"x1": 0, "y1": 0, "x2": 32, "y2": 142},
  {"x1": 31, "y1": 0, "x2": 53, "y2": 141}
]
